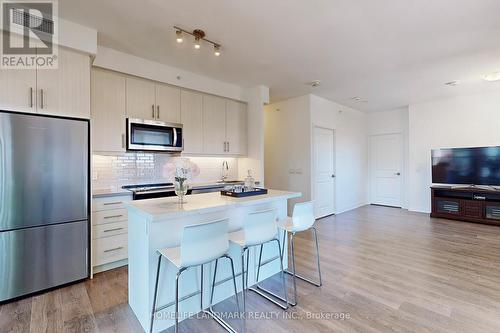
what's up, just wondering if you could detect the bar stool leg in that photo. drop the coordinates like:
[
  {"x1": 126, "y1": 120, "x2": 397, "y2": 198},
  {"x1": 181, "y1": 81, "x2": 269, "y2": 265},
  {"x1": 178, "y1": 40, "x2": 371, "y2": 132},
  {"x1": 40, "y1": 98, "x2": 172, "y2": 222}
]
[
  {"x1": 149, "y1": 255, "x2": 162, "y2": 333},
  {"x1": 206, "y1": 256, "x2": 241, "y2": 333},
  {"x1": 250, "y1": 239, "x2": 289, "y2": 310},
  {"x1": 209, "y1": 259, "x2": 218, "y2": 310},
  {"x1": 290, "y1": 233, "x2": 298, "y2": 306},
  {"x1": 200, "y1": 264, "x2": 204, "y2": 310},
  {"x1": 241, "y1": 248, "x2": 247, "y2": 314},
  {"x1": 312, "y1": 227, "x2": 323, "y2": 286},
  {"x1": 174, "y1": 269, "x2": 185, "y2": 333},
  {"x1": 283, "y1": 228, "x2": 323, "y2": 288}
]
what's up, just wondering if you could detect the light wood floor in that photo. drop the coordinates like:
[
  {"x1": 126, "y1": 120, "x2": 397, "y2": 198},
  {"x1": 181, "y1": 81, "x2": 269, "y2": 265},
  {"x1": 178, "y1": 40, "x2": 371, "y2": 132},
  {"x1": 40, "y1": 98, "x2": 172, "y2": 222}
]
[{"x1": 2, "y1": 205, "x2": 500, "y2": 332}]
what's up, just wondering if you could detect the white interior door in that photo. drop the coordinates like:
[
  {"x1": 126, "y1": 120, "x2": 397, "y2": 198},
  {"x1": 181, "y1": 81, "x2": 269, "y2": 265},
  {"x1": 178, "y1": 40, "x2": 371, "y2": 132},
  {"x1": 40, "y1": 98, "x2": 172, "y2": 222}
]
[
  {"x1": 313, "y1": 127, "x2": 335, "y2": 218},
  {"x1": 370, "y1": 134, "x2": 403, "y2": 207}
]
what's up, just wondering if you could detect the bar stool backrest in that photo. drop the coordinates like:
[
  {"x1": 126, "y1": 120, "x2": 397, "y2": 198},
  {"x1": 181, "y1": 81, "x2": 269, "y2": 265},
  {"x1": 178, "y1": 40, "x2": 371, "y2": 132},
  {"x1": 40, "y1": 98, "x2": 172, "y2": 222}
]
[
  {"x1": 181, "y1": 218, "x2": 229, "y2": 267},
  {"x1": 244, "y1": 208, "x2": 278, "y2": 246},
  {"x1": 292, "y1": 201, "x2": 316, "y2": 232}
]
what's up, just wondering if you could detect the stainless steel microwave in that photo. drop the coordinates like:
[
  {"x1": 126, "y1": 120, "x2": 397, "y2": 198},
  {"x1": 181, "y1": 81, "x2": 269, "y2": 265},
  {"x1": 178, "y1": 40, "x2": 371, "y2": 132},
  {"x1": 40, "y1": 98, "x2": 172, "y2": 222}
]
[{"x1": 126, "y1": 118, "x2": 183, "y2": 152}]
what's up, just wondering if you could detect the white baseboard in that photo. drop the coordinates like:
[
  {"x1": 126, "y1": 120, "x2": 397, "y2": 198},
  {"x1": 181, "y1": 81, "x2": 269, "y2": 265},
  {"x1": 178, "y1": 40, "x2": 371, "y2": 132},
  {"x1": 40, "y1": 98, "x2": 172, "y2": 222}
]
[{"x1": 334, "y1": 202, "x2": 370, "y2": 215}]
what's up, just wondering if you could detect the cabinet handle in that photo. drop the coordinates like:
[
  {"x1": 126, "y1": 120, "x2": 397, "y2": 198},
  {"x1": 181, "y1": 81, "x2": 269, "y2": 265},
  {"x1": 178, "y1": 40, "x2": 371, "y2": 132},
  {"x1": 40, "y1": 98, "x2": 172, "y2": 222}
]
[
  {"x1": 121, "y1": 134, "x2": 125, "y2": 149},
  {"x1": 40, "y1": 89, "x2": 44, "y2": 109},
  {"x1": 152, "y1": 105, "x2": 155, "y2": 118},
  {"x1": 29, "y1": 87, "x2": 33, "y2": 108},
  {"x1": 103, "y1": 227, "x2": 124, "y2": 233},
  {"x1": 103, "y1": 214, "x2": 124, "y2": 219},
  {"x1": 227, "y1": 141, "x2": 230, "y2": 152},
  {"x1": 103, "y1": 201, "x2": 123, "y2": 206},
  {"x1": 157, "y1": 105, "x2": 160, "y2": 119},
  {"x1": 104, "y1": 246, "x2": 124, "y2": 253},
  {"x1": 223, "y1": 141, "x2": 226, "y2": 152}
]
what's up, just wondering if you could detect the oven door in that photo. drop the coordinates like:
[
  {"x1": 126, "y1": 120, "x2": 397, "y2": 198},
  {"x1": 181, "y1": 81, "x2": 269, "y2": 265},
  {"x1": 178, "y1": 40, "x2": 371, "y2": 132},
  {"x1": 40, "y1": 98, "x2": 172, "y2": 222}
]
[{"x1": 127, "y1": 119, "x2": 183, "y2": 152}]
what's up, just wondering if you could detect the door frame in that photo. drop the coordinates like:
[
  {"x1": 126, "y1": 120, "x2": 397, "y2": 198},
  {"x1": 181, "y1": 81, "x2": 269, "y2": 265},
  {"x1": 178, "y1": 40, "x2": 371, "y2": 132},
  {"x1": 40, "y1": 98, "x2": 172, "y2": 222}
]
[
  {"x1": 311, "y1": 125, "x2": 336, "y2": 217},
  {"x1": 368, "y1": 132, "x2": 404, "y2": 208}
]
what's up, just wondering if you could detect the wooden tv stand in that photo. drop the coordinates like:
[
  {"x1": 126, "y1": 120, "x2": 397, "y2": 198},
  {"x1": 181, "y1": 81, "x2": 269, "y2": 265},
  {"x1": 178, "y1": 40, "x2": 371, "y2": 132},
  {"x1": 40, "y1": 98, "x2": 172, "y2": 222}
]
[{"x1": 431, "y1": 186, "x2": 500, "y2": 226}]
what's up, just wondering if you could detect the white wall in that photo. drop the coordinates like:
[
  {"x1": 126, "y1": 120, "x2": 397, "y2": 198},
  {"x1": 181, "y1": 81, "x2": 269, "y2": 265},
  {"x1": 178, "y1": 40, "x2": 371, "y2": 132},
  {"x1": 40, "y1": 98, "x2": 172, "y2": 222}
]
[
  {"x1": 264, "y1": 94, "x2": 368, "y2": 215},
  {"x1": 264, "y1": 95, "x2": 312, "y2": 211},
  {"x1": 93, "y1": 46, "x2": 244, "y2": 101},
  {"x1": 310, "y1": 95, "x2": 369, "y2": 214},
  {"x1": 238, "y1": 86, "x2": 269, "y2": 183},
  {"x1": 368, "y1": 107, "x2": 409, "y2": 209},
  {"x1": 408, "y1": 90, "x2": 500, "y2": 212}
]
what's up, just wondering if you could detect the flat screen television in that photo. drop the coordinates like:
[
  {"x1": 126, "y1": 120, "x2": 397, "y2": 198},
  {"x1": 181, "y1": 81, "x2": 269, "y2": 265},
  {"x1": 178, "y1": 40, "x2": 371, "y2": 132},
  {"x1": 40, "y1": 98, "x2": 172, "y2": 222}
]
[{"x1": 431, "y1": 146, "x2": 500, "y2": 186}]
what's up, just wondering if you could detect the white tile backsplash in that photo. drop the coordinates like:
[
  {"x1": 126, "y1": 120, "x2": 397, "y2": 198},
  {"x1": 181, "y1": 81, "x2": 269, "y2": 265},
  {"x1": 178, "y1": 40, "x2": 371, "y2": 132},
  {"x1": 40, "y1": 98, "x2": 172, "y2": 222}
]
[{"x1": 92, "y1": 153, "x2": 238, "y2": 190}]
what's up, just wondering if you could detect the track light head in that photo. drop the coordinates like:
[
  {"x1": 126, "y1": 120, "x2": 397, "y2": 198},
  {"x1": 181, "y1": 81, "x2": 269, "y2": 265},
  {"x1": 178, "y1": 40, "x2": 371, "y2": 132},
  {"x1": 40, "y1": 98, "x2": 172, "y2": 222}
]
[{"x1": 175, "y1": 30, "x2": 183, "y2": 43}]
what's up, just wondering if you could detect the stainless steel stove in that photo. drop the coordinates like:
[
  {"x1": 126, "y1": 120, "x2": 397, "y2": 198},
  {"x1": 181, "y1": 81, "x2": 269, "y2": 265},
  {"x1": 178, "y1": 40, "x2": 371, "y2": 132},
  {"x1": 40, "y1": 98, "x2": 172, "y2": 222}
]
[{"x1": 122, "y1": 183, "x2": 192, "y2": 200}]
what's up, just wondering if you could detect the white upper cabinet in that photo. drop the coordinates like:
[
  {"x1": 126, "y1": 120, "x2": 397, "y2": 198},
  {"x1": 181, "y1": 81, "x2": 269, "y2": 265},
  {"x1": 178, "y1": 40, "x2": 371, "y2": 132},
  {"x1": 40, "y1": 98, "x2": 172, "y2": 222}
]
[
  {"x1": 0, "y1": 33, "x2": 89, "y2": 118},
  {"x1": 202, "y1": 95, "x2": 227, "y2": 155},
  {"x1": 126, "y1": 78, "x2": 181, "y2": 123},
  {"x1": 0, "y1": 65, "x2": 37, "y2": 113},
  {"x1": 91, "y1": 69, "x2": 126, "y2": 152},
  {"x1": 226, "y1": 100, "x2": 247, "y2": 155},
  {"x1": 89, "y1": 70, "x2": 248, "y2": 155},
  {"x1": 126, "y1": 77, "x2": 156, "y2": 120},
  {"x1": 180, "y1": 90, "x2": 203, "y2": 154},
  {"x1": 155, "y1": 84, "x2": 181, "y2": 123},
  {"x1": 37, "y1": 48, "x2": 90, "y2": 119},
  {"x1": 0, "y1": 32, "x2": 37, "y2": 113}
]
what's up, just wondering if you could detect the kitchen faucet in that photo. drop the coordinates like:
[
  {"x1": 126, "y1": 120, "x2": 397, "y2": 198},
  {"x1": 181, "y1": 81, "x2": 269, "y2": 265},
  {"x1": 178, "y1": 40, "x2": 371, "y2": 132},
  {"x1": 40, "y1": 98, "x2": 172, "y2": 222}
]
[{"x1": 220, "y1": 160, "x2": 229, "y2": 181}]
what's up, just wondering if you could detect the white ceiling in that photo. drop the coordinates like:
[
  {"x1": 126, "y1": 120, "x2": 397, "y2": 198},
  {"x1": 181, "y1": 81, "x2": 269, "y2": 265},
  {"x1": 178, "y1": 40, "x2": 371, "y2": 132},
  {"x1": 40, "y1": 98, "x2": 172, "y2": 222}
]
[{"x1": 60, "y1": 0, "x2": 500, "y2": 112}]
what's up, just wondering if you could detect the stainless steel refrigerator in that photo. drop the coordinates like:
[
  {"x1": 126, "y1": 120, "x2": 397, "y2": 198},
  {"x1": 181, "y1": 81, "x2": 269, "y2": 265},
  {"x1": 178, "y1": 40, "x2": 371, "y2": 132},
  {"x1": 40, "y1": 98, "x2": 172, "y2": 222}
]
[{"x1": 0, "y1": 111, "x2": 89, "y2": 302}]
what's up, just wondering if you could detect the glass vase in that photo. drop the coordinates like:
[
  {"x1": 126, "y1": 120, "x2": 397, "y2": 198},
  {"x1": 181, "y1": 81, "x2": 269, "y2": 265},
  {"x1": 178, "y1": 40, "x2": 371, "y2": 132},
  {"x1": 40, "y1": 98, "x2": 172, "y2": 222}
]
[{"x1": 174, "y1": 178, "x2": 188, "y2": 204}]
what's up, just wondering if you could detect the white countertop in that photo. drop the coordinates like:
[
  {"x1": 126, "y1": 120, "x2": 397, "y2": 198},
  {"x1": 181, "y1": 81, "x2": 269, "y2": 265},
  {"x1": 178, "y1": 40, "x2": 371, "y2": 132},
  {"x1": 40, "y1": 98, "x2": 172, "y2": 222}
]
[{"x1": 126, "y1": 189, "x2": 301, "y2": 221}]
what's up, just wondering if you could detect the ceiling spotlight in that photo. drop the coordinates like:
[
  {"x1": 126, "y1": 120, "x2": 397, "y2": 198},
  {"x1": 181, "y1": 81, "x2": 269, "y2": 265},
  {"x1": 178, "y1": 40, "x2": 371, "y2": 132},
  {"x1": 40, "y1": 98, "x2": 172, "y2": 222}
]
[
  {"x1": 482, "y1": 72, "x2": 500, "y2": 82},
  {"x1": 214, "y1": 45, "x2": 221, "y2": 56},
  {"x1": 194, "y1": 37, "x2": 201, "y2": 49},
  {"x1": 444, "y1": 80, "x2": 461, "y2": 86},
  {"x1": 175, "y1": 30, "x2": 183, "y2": 43}
]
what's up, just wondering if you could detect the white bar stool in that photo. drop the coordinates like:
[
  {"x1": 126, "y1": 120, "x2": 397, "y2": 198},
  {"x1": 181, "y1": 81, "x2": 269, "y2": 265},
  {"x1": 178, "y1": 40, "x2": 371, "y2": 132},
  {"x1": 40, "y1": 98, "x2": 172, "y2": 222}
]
[
  {"x1": 277, "y1": 201, "x2": 322, "y2": 306},
  {"x1": 229, "y1": 208, "x2": 289, "y2": 312},
  {"x1": 150, "y1": 218, "x2": 240, "y2": 333}
]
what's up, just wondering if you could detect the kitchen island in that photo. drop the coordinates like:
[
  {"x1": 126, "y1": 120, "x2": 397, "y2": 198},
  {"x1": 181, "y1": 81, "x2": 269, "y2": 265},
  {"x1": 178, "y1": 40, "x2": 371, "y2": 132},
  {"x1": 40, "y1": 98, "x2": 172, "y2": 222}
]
[{"x1": 126, "y1": 190, "x2": 301, "y2": 332}]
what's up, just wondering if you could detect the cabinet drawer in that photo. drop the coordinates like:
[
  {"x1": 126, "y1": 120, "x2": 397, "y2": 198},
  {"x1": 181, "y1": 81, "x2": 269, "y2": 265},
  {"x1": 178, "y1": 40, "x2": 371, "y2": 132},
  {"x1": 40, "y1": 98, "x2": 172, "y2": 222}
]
[
  {"x1": 92, "y1": 195, "x2": 131, "y2": 212},
  {"x1": 92, "y1": 208, "x2": 128, "y2": 225},
  {"x1": 92, "y1": 234, "x2": 128, "y2": 266},
  {"x1": 92, "y1": 220, "x2": 128, "y2": 239}
]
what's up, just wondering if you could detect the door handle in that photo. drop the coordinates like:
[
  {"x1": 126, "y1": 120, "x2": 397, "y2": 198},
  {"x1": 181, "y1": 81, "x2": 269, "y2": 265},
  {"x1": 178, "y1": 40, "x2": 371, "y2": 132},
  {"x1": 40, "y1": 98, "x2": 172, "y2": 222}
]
[
  {"x1": 395, "y1": 172, "x2": 401, "y2": 176},
  {"x1": 29, "y1": 87, "x2": 33, "y2": 108},
  {"x1": 331, "y1": 174, "x2": 336, "y2": 178},
  {"x1": 157, "y1": 105, "x2": 160, "y2": 119},
  {"x1": 121, "y1": 134, "x2": 125, "y2": 149},
  {"x1": 40, "y1": 89, "x2": 44, "y2": 109},
  {"x1": 152, "y1": 105, "x2": 155, "y2": 118}
]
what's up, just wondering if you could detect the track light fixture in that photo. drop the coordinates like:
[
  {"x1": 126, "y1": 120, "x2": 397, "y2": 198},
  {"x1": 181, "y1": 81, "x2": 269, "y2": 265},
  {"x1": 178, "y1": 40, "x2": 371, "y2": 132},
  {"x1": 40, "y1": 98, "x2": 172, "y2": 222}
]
[
  {"x1": 173, "y1": 26, "x2": 222, "y2": 56},
  {"x1": 214, "y1": 45, "x2": 221, "y2": 56},
  {"x1": 175, "y1": 30, "x2": 183, "y2": 43}
]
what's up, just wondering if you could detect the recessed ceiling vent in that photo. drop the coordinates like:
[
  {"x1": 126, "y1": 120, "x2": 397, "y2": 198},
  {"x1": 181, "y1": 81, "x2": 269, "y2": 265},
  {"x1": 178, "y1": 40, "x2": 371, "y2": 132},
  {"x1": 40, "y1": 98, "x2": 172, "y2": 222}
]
[{"x1": 12, "y1": 8, "x2": 54, "y2": 34}]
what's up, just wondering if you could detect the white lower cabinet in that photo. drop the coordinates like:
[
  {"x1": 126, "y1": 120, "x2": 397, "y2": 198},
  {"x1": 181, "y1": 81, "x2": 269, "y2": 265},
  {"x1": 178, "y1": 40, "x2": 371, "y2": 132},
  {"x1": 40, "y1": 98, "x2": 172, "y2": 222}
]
[{"x1": 92, "y1": 194, "x2": 131, "y2": 273}]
